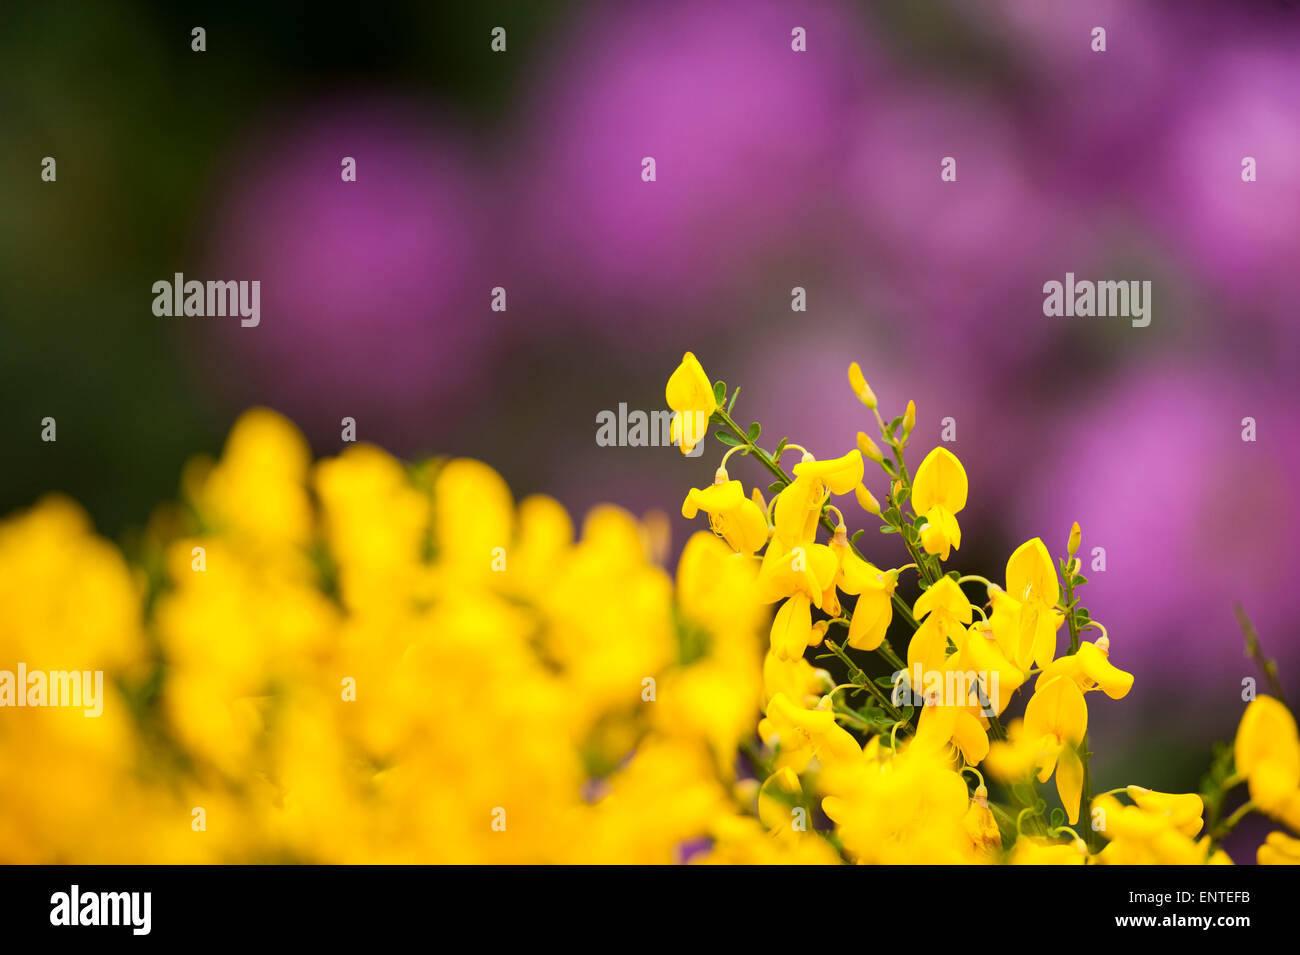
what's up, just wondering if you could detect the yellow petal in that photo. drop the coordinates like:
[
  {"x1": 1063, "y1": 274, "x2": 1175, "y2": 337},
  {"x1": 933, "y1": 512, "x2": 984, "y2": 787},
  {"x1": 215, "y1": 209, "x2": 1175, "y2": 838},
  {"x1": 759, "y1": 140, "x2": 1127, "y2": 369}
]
[
  {"x1": 1005, "y1": 537, "x2": 1059, "y2": 607},
  {"x1": 770, "y1": 594, "x2": 814, "y2": 659},
  {"x1": 846, "y1": 586, "x2": 893, "y2": 651},
  {"x1": 913, "y1": 576, "x2": 972, "y2": 625},
  {"x1": 1025, "y1": 675, "x2": 1088, "y2": 748},
  {"x1": 847, "y1": 362, "x2": 877, "y2": 409},
  {"x1": 1056, "y1": 744, "x2": 1084, "y2": 824},
  {"x1": 665, "y1": 351, "x2": 717, "y2": 415},
  {"x1": 1077, "y1": 641, "x2": 1133, "y2": 699},
  {"x1": 911, "y1": 447, "x2": 968, "y2": 516},
  {"x1": 793, "y1": 450, "x2": 865, "y2": 496},
  {"x1": 1234, "y1": 696, "x2": 1300, "y2": 784}
]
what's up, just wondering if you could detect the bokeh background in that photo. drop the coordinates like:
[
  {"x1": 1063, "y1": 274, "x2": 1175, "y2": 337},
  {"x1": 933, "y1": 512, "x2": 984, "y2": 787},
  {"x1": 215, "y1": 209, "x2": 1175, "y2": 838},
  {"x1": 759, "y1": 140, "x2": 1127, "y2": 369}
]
[{"x1": 3, "y1": 0, "x2": 1297, "y2": 856}]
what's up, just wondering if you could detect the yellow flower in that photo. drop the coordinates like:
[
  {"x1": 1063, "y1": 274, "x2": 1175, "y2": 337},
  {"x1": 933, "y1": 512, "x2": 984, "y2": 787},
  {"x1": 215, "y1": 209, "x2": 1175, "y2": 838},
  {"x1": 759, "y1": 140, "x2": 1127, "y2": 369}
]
[
  {"x1": 1023, "y1": 675, "x2": 1088, "y2": 824},
  {"x1": 821, "y1": 745, "x2": 978, "y2": 864},
  {"x1": 665, "y1": 351, "x2": 718, "y2": 454},
  {"x1": 792, "y1": 449, "x2": 865, "y2": 496},
  {"x1": 1258, "y1": 831, "x2": 1300, "y2": 865},
  {"x1": 847, "y1": 362, "x2": 877, "y2": 409},
  {"x1": 762, "y1": 651, "x2": 831, "y2": 708},
  {"x1": 984, "y1": 719, "x2": 1040, "y2": 783},
  {"x1": 758, "y1": 693, "x2": 861, "y2": 774},
  {"x1": 856, "y1": 431, "x2": 885, "y2": 464},
  {"x1": 962, "y1": 786, "x2": 1003, "y2": 859},
  {"x1": 947, "y1": 621, "x2": 1025, "y2": 717},
  {"x1": 989, "y1": 538, "x2": 1064, "y2": 671},
  {"x1": 1091, "y1": 795, "x2": 1224, "y2": 865},
  {"x1": 1008, "y1": 835, "x2": 1089, "y2": 865},
  {"x1": 910, "y1": 447, "x2": 967, "y2": 560},
  {"x1": 757, "y1": 542, "x2": 837, "y2": 609},
  {"x1": 1233, "y1": 695, "x2": 1300, "y2": 827},
  {"x1": 853, "y1": 483, "x2": 881, "y2": 516},
  {"x1": 772, "y1": 474, "x2": 823, "y2": 548},
  {"x1": 1037, "y1": 639, "x2": 1134, "y2": 701},
  {"x1": 1124, "y1": 786, "x2": 1204, "y2": 838},
  {"x1": 914, "y1": 697, "x2": 990, "y2": 766},
  {"x1": 843, "y1": 566, "x2": 897, "y2": 652},
  {"x1": 681, "y1": 477, "x2": 769, "y2": 556}
]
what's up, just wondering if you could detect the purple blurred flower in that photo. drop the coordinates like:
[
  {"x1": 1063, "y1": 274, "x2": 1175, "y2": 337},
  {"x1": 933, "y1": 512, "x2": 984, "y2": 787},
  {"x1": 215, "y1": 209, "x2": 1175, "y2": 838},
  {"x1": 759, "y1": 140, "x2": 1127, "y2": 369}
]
[
  {"x1": 1150, "y1": 44, "x2": 1300, "y2": 337},
  {"x1": 842, "y1": 82, "x2": 1075, "y2": 369},
  {"x1": 201, "y1": 97, "x2": 491, "y2": 450},
  {"x1": 507, "y1": 0, "x2": 873, "y2": 331},
  {"x1": 1012, "y1": 363, "x2": 1299, "y2": 707}
]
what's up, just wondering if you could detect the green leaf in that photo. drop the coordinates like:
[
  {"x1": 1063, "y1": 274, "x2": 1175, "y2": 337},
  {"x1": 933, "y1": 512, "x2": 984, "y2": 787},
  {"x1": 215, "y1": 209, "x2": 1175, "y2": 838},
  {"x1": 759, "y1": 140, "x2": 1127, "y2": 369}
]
[
  {"x1": 713, "y1": 380, "x2": 727, "y2": 403},
  {"x1": 879, "y1": 525, "x2": 898, "y2": 534},
  {"x1": 850, "y1": 529, "x2": 864, "y2": 544},
  {"x1": 1050, "y1": 808, "x2": 1065, "y2": 828},
  {"x1": 768, "y1": 480, "x2": 784, "y2": 493},
  {"x1": 727, "y1": 386, "x2": 741, "y2": 414},
  {"x1": 714, "y1": 430, "x2": 741, "y2": 447},
  {"x1": 747, "y1": 421, "x2": 761, "y2": 441}
]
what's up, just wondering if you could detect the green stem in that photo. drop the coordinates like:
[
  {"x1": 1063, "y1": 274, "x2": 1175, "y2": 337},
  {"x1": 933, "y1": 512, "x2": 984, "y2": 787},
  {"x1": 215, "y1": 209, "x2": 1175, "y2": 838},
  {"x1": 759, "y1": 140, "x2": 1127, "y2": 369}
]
[
  {"x1": 713, "y1": 408, "x2": 916, "y2": 670},
  {"x1": 823, "y1": 638, "x2": 911, "y2": 732},
  {"x1": 1210, "y1": 800, "x2": 1256, "y2": 849}
]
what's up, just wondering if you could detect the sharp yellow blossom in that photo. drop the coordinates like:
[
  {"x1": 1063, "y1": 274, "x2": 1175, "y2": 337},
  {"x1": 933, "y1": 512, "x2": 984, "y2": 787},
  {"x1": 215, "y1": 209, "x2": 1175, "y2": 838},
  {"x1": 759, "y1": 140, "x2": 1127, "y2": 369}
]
[
  {"x1": 665, "y1": 351, "x2": 718, "y2": 454},
  {"x1": 910, "y1": 447, "x2": 967, "y2": 560}
]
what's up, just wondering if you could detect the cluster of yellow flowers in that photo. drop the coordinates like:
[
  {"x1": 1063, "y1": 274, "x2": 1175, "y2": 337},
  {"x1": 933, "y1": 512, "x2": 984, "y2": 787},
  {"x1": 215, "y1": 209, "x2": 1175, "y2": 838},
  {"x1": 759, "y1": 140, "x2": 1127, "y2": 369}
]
[
  {"x1": 0, "y1": 409, "x2": 827, "y2": 862},
  {"x1": 2, "y1": 355, "x2": 1295, "y2": 865},
  {"x1": 666, "y1": 350, "x2": 1300, "y2": 865}
]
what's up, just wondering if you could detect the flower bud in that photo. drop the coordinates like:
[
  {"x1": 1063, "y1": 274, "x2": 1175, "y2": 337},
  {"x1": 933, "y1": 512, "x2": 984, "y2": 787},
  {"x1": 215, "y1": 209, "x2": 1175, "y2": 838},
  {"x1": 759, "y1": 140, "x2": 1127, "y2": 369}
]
[
  {"x1": 847, "y1": 362, "x2": 878, "y2": 410},
  {"x1": 856, "y1": 430, "x2": 885, "y2": 464},
  {"x1": 854, "y1": 484, "x2": 881, "y2": 516},
  {"x1": 902, "y1": 400, "x2": 916, "y2": 437},
  {"x1": 1068, "y1": 521, "x2": 1081, "y2": 557}
]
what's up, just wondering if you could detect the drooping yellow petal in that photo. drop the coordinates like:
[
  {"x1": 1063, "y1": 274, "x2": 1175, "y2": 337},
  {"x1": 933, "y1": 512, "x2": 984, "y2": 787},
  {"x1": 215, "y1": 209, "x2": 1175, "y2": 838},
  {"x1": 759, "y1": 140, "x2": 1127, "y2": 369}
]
[
  {"x1": 954, "y1": 710, "x2": 991, "y2": 766},
  {"x1": 1024, "y1": 674, "x2": 1088, "y2": 749},
  {"x1": 918, "y1": 506, "x2": 961, "y2": 561},
  {"x1": 770, "y1": 594, "x2": 814, "y2": 659},
  {"x1": 1056, "y1": 744, "x2": 1084, "y2": 824},
  {"x1": 772, "y1": 475, "x2": 822, "y2": 547},
  {"x1": 846, "y1": 580, "x2": 894, "y2": 652}
]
